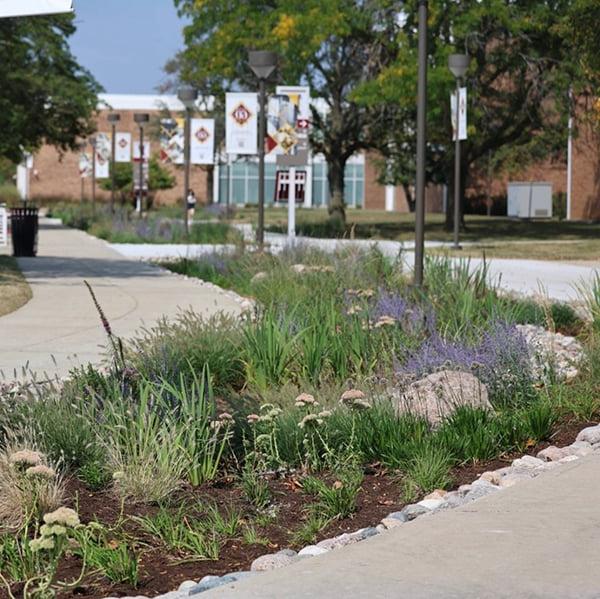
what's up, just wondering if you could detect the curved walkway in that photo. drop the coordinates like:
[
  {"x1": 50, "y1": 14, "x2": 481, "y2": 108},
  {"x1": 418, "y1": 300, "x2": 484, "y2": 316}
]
[
  {"x1": 0, "y1": 222, "x2": 241, "y2": 379},
  {"x1": 204, "y1": 453, "x2": 600, "y2": 599}
]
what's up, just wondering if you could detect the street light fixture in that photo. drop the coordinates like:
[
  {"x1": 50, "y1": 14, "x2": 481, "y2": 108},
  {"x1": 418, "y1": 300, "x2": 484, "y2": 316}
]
[
  {"x1": 414, "y1": 0, "x2": 428, "y2": 287},
  {"x1": 133, "y1": 113, "x2": 150, "y2": 213},
  {"x1": 248, "y1": 50, "x2": 278, "y2": 249},
  {"x1": 107, "y1": 113, "x2": 120, "y2": 213},
  {"x1": 448, "y1": 53, "x2": 470, "y2": 250},
  {"x1": 178, "y1": 86, "x2": 198, "y2": 235}
]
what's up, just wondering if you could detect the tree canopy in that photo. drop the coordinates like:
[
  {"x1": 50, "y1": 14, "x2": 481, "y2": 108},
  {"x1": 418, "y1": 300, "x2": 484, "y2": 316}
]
[
  {"x1": 173, "y1": 0, "x2": 588, "y2": 224},
  {"x1": 0, "y1": 14, "x2": 100, "y2": 163}
]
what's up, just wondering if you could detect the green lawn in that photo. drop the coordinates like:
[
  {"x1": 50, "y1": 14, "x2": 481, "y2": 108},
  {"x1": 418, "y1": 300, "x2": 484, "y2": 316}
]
[{"x1": 0, "y1": 255, "x2": 32, "y2": 317}]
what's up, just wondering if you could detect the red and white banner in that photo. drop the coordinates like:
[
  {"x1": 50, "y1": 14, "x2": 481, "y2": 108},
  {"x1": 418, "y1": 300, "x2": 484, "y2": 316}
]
[
  {"x1": 225, "y1": 93, "x2": 257, "y2": 155},
  {"x1": 0, "y1": 0, "x2": 72, "y2": 18},
  {"x1": 191, "y1": 118, "x2": 215, "y2": 165},
  {"x1": 94, "y1": 133, "x2": 111, "y2": 178},
  {"x1": 114, "y1": 132, "x2": 131, "y2": 163}
]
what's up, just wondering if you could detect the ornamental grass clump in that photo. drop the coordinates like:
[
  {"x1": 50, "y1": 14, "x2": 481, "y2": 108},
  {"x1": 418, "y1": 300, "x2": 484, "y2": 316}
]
[{"x1": 0, "y1": 448, "x2": 64, "y2": 531}]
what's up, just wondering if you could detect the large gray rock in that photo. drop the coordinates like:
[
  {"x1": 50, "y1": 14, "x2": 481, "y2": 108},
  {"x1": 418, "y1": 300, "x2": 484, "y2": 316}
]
[
  {"x1": 393, "y1": 370, "x2": 492, "y2": 427},
  {"x1": 576, "y1": 425, "x2": 600, "y2": 445},
  {"x1": 250, "y1": 551, "x2": 298, "y2": 572}
]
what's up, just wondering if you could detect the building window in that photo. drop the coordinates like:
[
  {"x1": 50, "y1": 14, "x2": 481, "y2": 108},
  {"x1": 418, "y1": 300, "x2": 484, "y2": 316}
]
[{"x1": 219, "y1": 158, "x2": 363, "y2": 207}]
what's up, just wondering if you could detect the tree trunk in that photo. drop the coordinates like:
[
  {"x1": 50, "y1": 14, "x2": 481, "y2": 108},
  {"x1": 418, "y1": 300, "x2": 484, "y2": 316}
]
[
  {"x1": 327, "y1": 155, "x2": 346, "y2": 224},
  {"x1": 402, "y1": 183, "x2": 415, "y2": 212},
  {"x1": 206, "y1": 166, "x2": 214, "y2": 205}
]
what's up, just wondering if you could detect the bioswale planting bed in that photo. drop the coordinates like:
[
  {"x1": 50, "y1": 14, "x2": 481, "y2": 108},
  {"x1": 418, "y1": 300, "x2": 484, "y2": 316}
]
[{"x1": 1, "y1": 247, "x2": 598, "y2": 598}]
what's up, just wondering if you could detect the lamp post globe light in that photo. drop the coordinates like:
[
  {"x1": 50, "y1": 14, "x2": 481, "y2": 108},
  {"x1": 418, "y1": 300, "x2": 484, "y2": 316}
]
[
  {"x1": 248, "y1": 50, "x2": 278, "y2": 249},
  {"x1": 177, "y1": 86, "x2": 198, "y2": 235},
  {"x1": 413, "y1": 0, "x2": 428, "y2": 287},
  {"x1": 133, "y1": 113, "x2": 150, "y2": 213},
  {"x1": 448, "y1": 53, "x2": 470, "y2": 250},
  {"x1": 107, "y1": 113, "x2": 120, "y2": 214}
]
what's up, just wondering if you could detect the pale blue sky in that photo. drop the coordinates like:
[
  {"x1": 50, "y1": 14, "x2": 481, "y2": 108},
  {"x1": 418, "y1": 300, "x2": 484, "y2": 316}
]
[{"x1": 68, "y1": 0, "x2": 187, "y2": 94}]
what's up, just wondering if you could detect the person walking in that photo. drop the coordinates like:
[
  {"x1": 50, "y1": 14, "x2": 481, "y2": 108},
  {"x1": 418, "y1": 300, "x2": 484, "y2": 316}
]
[{"x1": 186, "y1": 189, "x2": 197, "y2": 221}]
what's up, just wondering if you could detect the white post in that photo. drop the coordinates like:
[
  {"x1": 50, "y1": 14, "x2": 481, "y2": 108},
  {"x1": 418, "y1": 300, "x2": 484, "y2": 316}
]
[
  {"x1": 288, "y1": 167, "x2": 296, "y2": 241},
  {"x1": 567, "y1": 114, "x2": 573, "y2": 220},
  {"x1": 213, "y1": 163, "x2": 220, "y2": 205},
  {"x1": 304, "y1": 162, "x2": 313, "y2": 208},
  {"x1": 385, "y1": 184, "x2": 395, "y2": 211}
]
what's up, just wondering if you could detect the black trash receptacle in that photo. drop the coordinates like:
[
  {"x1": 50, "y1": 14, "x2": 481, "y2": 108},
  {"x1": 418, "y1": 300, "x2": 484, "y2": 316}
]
[{"x1": 11, "y1": 206, "x2": 38, "y2": 257}]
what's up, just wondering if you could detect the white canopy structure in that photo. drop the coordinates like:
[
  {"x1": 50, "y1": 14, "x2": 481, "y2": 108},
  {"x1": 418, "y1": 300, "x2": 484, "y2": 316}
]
[{"x1": 0, "y1": 0, "x2": 72, "y2": 18}]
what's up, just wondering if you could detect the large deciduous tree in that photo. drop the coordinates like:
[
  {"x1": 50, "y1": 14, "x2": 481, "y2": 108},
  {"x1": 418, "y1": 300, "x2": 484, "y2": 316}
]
[
  {"x1": 0, "y1": 15, "x2": 100, "y2": 163},
  {"x1": 173, "y1": 0, "x2": 399, "y2": 224},
  {"x1": 357, "y1": 0, "x2": 576, "y2": 228}
]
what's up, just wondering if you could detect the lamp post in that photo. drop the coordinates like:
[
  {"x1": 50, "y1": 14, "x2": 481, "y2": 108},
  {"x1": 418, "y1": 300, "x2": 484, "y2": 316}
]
[
  {"x1": 248, "y1": 50, "x2": 278, "y2": 249},
  {"x1": 107, "y1": 113, "x2": 120, "y2": 213},
  {"x1": 414, "y1": 0, "x2": 428, "y2": 287},
  {"x1": 133, "y1": 113, "x2": 150, "y2": 213},
  {"x1": 89, "y1": 136, "x2": 97, "y2": 214},
  {"x1": 178, "y1": 86, "x2": 198, "y2": 235},
  {"x1": 448, "y1": 53, "x2": 470, "y2": 250}
]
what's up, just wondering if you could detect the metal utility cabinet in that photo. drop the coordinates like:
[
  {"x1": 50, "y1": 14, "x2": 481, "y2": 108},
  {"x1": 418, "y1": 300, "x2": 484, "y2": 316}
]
[{"x1": 507, "y1": 182, "x2": 553, "y2": 218}]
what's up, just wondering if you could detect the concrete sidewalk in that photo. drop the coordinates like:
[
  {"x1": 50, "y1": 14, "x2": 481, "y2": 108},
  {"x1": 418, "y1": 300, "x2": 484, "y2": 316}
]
[
  {"x1": 205, "y1": 454, "x2": 600, "y2": 599},
  {"x1": 0, "y1": 222, "x2": 241, "y2": 379}
]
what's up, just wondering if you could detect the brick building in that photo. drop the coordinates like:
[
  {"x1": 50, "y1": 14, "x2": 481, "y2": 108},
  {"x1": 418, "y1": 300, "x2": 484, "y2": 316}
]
[{"x1": 23, "y1": 93, "x2": 600, "y2": 219}]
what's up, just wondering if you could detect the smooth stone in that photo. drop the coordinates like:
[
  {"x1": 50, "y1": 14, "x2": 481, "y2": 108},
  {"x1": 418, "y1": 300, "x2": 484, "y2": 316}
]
[
  {"x1": 178, "y1": 580, "x2": 198, "y2": 591},
  {"x1": 298, "y1": 545, "x2": 329, "y2": 556},
  {"x1": 537, "y1": 446, "x2": 568, "y2": 462},
  {"x1": 576, "y1": 425, "x2": 600, "y2": 445},
  {"x1": 350, "y1": 527, "x2": 379, "y2": 540},
  {"x1": 227, "y1": 572, "x2": 255, "y2": 582},
  {"x1": 457, "y1": 484, "x2": 472, "y2": 495},
  {"x1": 277, "y1": 548, "x2": 298, "y2": 557},
  {"x1": 417, "y1": 498, "x2": 445, "y2": 510},
  {"x1": 423, "y1": 489, "x2": 447, "y2": 500},
  {"x1": 381, "y1": 517, "x2": 405, "y2": 530},
  {"x1": 250, "y1": 553, "x2": 298, "y2": 572},
  {"x1": 479, "y1": 471, "x2": 502, "y2": 485},
  {"x1": 376, "y1": 523, "x2": 387, "y2": 533},
  {"x1": 402, "y1": 504, "x2": 430, "y2": 520},
  {"x1": 512, "y1": 455, "x2": 545, "y2": 470},
  {"x1": 316, "y1": 533, "x2": 355, "y2": 551},
  {"x1": 189, "y1": 576, "x2": 237, "y2": 595},
  {"x1": 464, "y1": 484, "x2": 500, "y2": 502},
  {"x1": 471, "y1": 478, "x2": 497, "y2": 489},
  {"x1": 385, "y1": 511, "x2": 408, "y2": 522}
]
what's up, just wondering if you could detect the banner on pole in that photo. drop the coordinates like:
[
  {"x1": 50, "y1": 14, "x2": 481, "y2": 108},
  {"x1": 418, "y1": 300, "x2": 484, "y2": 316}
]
[
  {"x1": 159, "y1": 118, "x2": 184, "y2": 165},
  {"x1": 133, "y1": 141, "x2": 151, "y2": 162},
  {"x1": 451, "y1": 87, "x2": 467, "y2": 141},
  {"x1": 191, "y1": 118, "x2": 215, "y2": 165},
  {"x1": 267, "y1": 86, "x2": 311, "y2": 156},
  {"x1": 0, "y1": 0, "x2": 72, "y2": 18},
  {"x1": 79, "y1": 153, "x2": 92, "y2": 178},
  {"x1": 94, "y1": 133, "x2": 111, "y2": 178},
  {"x1": 225, "y1": 92, "x2": 258, "y2": 155},
  {"x1": 114, "y1": 132, "x2": 131, "y2": 163}
]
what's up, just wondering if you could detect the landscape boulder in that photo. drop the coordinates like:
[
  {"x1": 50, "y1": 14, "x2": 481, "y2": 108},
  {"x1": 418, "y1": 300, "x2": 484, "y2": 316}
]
[{"x1": 392, "y1": 370, "x2": 492, "y2": 427}]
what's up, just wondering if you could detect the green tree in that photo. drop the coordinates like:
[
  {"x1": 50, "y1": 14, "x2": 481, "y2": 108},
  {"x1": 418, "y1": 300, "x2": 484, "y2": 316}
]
[
  {"x1": 99, "y1": 157, "x2": 176, "y2": 206},
  {"x1": 0, "y1": 15, "x2": 100, "y2": 163},
  {"x1": 357, "y1": 0, "x2": 576, "y2": 228},
  {"x1": 564, "y1": 0, "x2": 600, "y2": 84},
  {"x1": 173, "y1": 0, "x2": 399, "y2": 224}
]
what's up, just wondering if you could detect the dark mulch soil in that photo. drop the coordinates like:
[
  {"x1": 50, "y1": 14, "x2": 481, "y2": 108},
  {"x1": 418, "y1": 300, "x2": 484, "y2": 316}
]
[{"x1": 1, "y1": 416, "x2": 591, "y2": 599}]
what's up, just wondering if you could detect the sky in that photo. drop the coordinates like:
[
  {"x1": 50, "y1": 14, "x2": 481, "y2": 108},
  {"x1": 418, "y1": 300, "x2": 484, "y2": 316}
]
[{"x1": 68, "y1": 0, "x2": 187, "y2": 94}]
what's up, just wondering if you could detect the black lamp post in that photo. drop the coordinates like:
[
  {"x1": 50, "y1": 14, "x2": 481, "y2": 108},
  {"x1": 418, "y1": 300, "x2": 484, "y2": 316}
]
[
  {"x1": 414, "y1": 0, "x2": 428, "y2": 287},
  {"x1": 448, "y1": 53, "x2": 470, "y2": 250},
  {"x1": 107, "y1": 113, "x2": 120, "y2": 213},
  {"x1": 133, "y1": 113, "x2": 150, "y2": 212},
  {"x1": 248, "y1": 50, "x2": 278, "y2": 249},
  {"x1": 178, "y1": 86, "x2": 198, "y2": 235}
]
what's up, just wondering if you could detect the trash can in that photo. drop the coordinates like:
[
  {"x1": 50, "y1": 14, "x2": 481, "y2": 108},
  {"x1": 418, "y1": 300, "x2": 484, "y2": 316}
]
[{"x1": 11, "y1": 206, "x2": 38, "y2": 257}]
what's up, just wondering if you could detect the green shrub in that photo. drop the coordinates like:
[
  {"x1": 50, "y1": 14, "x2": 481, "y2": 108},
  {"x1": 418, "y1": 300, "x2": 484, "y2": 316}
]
[{"x1": 302, "y1": 467, "x2": 363, "y2": 520}]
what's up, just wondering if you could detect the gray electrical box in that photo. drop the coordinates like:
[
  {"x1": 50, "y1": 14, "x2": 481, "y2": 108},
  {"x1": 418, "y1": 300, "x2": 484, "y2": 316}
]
[{"x1": 507, "y1": 182, "x2": 553, "y2": 218}]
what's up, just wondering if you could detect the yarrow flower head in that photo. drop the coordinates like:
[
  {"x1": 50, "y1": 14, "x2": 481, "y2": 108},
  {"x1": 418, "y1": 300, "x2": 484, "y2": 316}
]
[
  {"x1": 9, "y1": 449, "x2": 43, "y2": 467},
  {"x1": 374, "y1": 315, "x2": 397, "y2": 328},
  {"x1": 318, "y1": 410, "x2": 332, "y2": 419},
  {"x1": 247, "y1": 413, "x2": 260, "y2": 424},
  {"x1": 40, "y1": 524, "x2": 67, "y2": 537},
  {"x1": 30, "y1": 536, "x2": 55, "y2": 552},
  {"x1": 298, "y1": 413, "x2": 323, "y2": 429},
  {"x1": 43, "y1": 507, "x2": 80, "y2": 528},
  {"x1": 25, "y1": 465, "x2": 56, "y2": 479},
  {"x1": 218, "y1": 412, "x2": 234, "y2": 422},
  {"x1": 340, "y1": 389, "x2": 371, "y2": 410},
  {"x1": 295, "y1": 393, "x2": 317, "y2": 408}
]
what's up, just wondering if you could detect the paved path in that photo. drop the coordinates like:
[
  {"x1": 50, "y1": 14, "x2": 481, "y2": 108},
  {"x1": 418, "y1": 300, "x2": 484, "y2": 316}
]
[
  {"x1": 205, "y1": 453, "x2": 600, "y2": 599},
  {"x1": 111, "y1": 233, "x2": 599, "y2": 302},
  {"x1": 0, "y1": 222, "x2": 241, "y2": 379}
]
